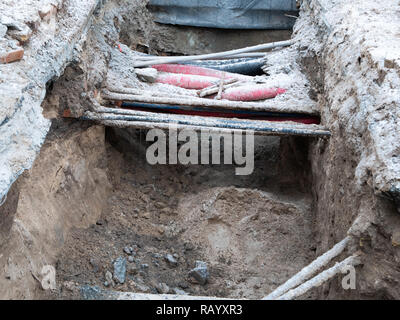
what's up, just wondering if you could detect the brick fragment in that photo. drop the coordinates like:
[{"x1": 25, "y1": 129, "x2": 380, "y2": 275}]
[{"x1": 0, "y1": 48, "x2": 24, "y2": 64}]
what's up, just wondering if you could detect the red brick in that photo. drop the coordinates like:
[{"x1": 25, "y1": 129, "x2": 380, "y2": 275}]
[{"x1": 0, "y1": 48, "x2": 24, "y2": 64}]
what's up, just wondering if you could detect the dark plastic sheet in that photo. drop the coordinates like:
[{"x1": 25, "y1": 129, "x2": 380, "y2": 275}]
[{"x1": 148, "y1": 0, "x2": 298, "y2": 30}]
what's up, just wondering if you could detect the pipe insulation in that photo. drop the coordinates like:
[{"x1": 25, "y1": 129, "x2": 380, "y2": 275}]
[
  {"x1": 219, "y1": 85, "x2": 286, "y2": 101},
  {"x1": 182, "y1": 59, "x2": 265, "y2": 76},
  {"x1": 102, "y1": 90, "x2": 319, "y2": 115},
  {"x1": 95, "y1": 102, "x2": 319, "y2": 121},
  {"x1": 83, "y1": 111, "x2": 329, "y2": 137},
  {"x1": 156, "y1": 72, "x2": 219, "y2": 90},
  {"x1": 133, "y1": 40, "x2": 294, "y2": 68},
  {"x1": 263, "y1": 236, "x2": 351, "y2": 300},
  {"x1": 277, "y1": 255, "x2": 362, "y2": 300},
  {"x1": 152, "y1": 64, "x2": 250, "y2": 80}
]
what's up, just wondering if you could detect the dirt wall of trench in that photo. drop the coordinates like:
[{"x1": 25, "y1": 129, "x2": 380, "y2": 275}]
[
  {"x1": 0, "y1": 122, "x2": 111, "y2": 299},
  {"x1": 295, "y1": 1, "x2": 400, "y2": 299}
]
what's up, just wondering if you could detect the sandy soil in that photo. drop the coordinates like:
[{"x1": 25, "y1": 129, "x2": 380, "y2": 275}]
[{"x1": 45, "y1": 128, "x2": 316, "y2": 300}]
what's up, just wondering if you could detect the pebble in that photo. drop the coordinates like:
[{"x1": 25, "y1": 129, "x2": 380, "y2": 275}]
[
  {"x1": 127, "y1": 264, "x2": 138, "y2": 275},
  {"x1": 128, "y1": 256, "x2": 135, "y2": 263},
  {"x1": 189, "y1": 261, "x2": 209, "y2": 285},
  {"x1": 135, "y1": 68, "x2": 158, "y2": 83},
  {"x1": 173, "y1": 288, "x2": 187, "y2": 295},
  {"x1": 113, "y1": 256, "x2": 127, "y2": 284},
  {"x1": 164, "y1": 254, "x2": 178, "y2": 267},
  {"x1": 156, "y1": 283, "x2": 170, "y2": 294},
  {"x1": 155, "y1": 202, "x2": 166, "y2": 209},
  {"x1": 142, "y1": 211, "x2": 151, "y2": 219},
  {"x1": 123, "y1": 246, "x2": 133, "y2": 255},
  {"x1": 151, "y1": 253, "x2": 163, "y2": 259},
  {"x1": 140, "y1": 263, "x2": 149, "y2": 270},
  {"x1": 105, "y1": 271, "x2": 114, "y2": 287},
  {"x1": 89, "y1": 258, "x2": 99, "y2": 273}
]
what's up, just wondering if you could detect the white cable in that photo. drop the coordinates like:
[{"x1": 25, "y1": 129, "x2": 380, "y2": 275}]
[
  {"x1": 263, "y1": 236, "x2": 351, "y2": 300},
  {"x1": 277, "y1": 255, "x2": 361, "y2": 300}
]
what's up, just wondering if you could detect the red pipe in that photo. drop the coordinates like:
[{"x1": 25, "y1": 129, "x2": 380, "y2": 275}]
[
  {"x1": 156, "y1": 72, "x2": 218, "y2": 90},
  {"x1": 152, "y1": 64, "x2": 249, "y2": 80},
  {"x1": 219, "y1": 85, "x2": 286, "y2": 101}
]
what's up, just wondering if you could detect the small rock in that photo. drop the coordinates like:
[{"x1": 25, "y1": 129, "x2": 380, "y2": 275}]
[
  {"x1": 89, "y1": 258, "x2": 99, "y2": 273},
  {"x1": 184, "y1": 242, "x2": 195, "y2": 251},
  {"x1": 127, "y1": 264, "x2": 138, "y2": 275},
  {"x1": 113, "y1": 256, "x2": 127, "y2": 284},
  {"x1": 157, "y1": 226, "x2": 165, "y2": 235},
  {"x1": 123, "y1": 246, "x2": 133, "y2": 255},
  {"x1": 189, "y1": 261, "x2": 209, "y2": 285},
  {"x1": 156, "y1": 282, "x2": 170, "y2": 294},
  {"x1": 134, "y1": 282, "x2": 151, "y2": 293},
  {"x1": 142, "y1": 211, "x2": 151, "y2": 219},
  {"x1": 63, "y1": 281, "x2": 78, "y2": 292},
  {"x1": 105, "y1": 271, "x2": 114, "y2": 287},
  {"x1": 39, "y1": 4, "x2": 57, "y2": 21},
  {"x1": 173, "y1": 287, "x2": 187, "y2": 295},
  {"x1": 155, "y1": 202, "x2": 166, "y2": 209},
  {"x1": 165, "y1": 254, "x2": 178, "y2": 267},
  {"x1": 140, "y1": 263, "x2": 149, "y2": 270},
  {"x1": 3, "y1": 20, "x2": 32, "y2": 42},
  {"x1": 151, "y1": 253, "x2": 163, "y2": 259},
  {"x1": 135, "y1": 68, "x2": 158, "y2": 83},
  {"x1": 128, "y1": 256, "x2": 135, "y2": 263}
]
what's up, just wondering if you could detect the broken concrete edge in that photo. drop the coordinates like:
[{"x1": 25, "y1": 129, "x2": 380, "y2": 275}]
[
  {"x1": 296, "y1": 1, "x2": 400, "y2": 205},
  {"x1": 0, "y1": 0, "x2": 102, "y2": 204},
  {"x1": 80, "y1": 285, "x2": 233, "y2": 300}
]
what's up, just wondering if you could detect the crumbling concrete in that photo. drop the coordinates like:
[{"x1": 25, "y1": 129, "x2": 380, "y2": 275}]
[{"x1": 0, "y1": 0, "x2": 101, "y2": 203}]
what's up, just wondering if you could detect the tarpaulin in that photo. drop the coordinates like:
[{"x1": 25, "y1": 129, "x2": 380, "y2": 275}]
[{"x1": 148, "y1": 0, "x2": 298, "y2": 29}]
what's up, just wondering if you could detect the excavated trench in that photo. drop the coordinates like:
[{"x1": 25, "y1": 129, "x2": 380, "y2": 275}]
[
  {"x1": 2, "y1": 0, "x2": 400, "y2": 301},
  {"x1": 42, "y1": 124, "x2": 316, "y2": 300},
  {"x1": 22, "y1": 3, "x2": 318, "y2": 300}
]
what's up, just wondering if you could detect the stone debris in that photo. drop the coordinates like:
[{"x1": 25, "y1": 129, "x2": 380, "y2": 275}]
[
  {"x1": 0, "y1": 18, "x2": 32, "y2": 42},
  {"x1": 104, "y1": 271, "x2": 114, "y2": 287},
  {"x1": 164, "y1": 253, "x2": 178, "y2": 267},
  {"x1": 155, "y1": 282, "x2": 170, "y2": 294},
  {"x1": 173, "y1": 287, "x2": 187, "y2": 295},
  {"x1": 189, "y1": 261, "x2": 209, "y2": 285},
  {"x1": 127, "y1": 264, "x2": 138, "y2": 276},
  {"x1": 123, "y1": 246, "x2": 133, "y2": 255},
  {"x1": 113, "y1": 256, "x2": 127, "y2": 284},
  {"x1": 135, "y1": 67, "x2": 158, "y2": 83}
]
